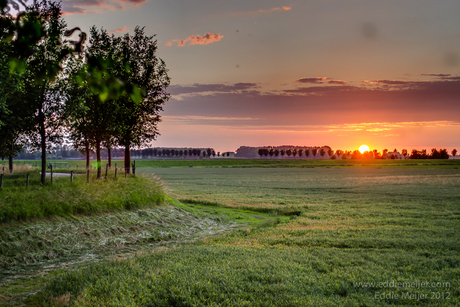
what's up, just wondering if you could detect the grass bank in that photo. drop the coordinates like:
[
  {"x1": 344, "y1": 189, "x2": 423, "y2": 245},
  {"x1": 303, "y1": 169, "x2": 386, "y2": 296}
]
[{"x1": 0, "y1": 175, "x2": 166, "y2": 224}]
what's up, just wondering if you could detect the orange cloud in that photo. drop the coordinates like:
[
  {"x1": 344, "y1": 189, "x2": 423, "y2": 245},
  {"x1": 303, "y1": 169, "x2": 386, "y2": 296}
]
[
  {"x1": 259, "y1": 5, "x2": 292, "y2": 13},
  {"x1": 166, "y1": 33, "x2": 224, "y2": 47},
  {"x1": 110, "y1": 26, "x2": 127, "y2": 33}
]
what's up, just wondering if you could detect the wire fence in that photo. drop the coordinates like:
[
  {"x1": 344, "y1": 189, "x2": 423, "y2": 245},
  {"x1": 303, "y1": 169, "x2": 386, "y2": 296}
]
[{"x1": 0, "y1": 161, "x2": 136, "y2": 189}]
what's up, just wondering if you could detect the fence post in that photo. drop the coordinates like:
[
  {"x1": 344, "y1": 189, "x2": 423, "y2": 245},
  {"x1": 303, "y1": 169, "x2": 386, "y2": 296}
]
[
  {"x1": 132, "y1": 160, "x2": 136, "y2": 176},
  {"x1": 115, "y1": 167, "x2": 117, "y2": 179},
  {"x1": 50, "y1": 165, "x2": 53, "y2": 185},
  {"x1": 70, "y1": 171, "x2": 73, "y2": 183},
  {"x1": 87, "y1": 169, "x2": 90, "y2": 182},
  {"x1": 27, "y1": 173, "x2": 29, "y2": 187}
]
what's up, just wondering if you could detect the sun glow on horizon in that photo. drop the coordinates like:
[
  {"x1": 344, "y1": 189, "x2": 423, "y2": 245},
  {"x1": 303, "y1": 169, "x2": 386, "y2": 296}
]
[{"x1": 359, "y1": 145, "x2": 370, "y2": 154}]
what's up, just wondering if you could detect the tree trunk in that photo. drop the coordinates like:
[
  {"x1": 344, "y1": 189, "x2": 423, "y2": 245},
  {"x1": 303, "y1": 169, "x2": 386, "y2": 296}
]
[
  {"x1": 8, "y1": 156, "x2": 13, "y2": 173},
  {"x1": 108, "y1": 146, "x2": 112, "y2": 168},
  {"x1": 124, "y1": 144, "x2": 130, "y2": 174},
  {"x1": 39, "y1": 110, "x2": 47, "y2": 185},
  {"x1": 8, "y1": 140, "x2": 13, "y2": 173},
  {"x1": 96, "y1": 138, "x2": 101, "y2": 179},
  {"x1": 86, "y1": 140, "x2": 90, "y2": 169}
]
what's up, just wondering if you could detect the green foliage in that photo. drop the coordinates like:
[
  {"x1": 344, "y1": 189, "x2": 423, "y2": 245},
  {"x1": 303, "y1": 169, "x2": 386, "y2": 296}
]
[{"x1": 0, "y1": 175, "x2": 166, "y2": 223}]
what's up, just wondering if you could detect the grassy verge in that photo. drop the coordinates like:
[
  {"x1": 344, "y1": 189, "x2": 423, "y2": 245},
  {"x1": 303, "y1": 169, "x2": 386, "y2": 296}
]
[{"x1": 0, "y1": 175, "x2": 166, "y2": 224}]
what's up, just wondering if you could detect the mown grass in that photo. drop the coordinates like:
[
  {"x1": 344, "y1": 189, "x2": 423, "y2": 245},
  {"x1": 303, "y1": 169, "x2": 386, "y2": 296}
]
[
  {"x1": 30, "y1": 166, "x2": 460, "y2": 306},
  {"x1": 0, "y1": 174, "x2": 166, "y2": 224}
]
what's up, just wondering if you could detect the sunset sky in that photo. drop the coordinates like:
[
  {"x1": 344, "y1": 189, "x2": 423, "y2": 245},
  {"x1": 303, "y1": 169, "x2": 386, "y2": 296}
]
[{"x1": 59, "y1": 1, "x2": 460, "y2": 152}]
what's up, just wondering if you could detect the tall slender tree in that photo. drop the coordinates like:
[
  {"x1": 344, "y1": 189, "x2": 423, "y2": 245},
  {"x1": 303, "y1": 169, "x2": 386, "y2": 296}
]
[
  {"x1": 111, "y1": 26, "x2": 170, "y2": 173},
  {"x1": 22, "y1": 1, "x2": 72, "y2": 184}
]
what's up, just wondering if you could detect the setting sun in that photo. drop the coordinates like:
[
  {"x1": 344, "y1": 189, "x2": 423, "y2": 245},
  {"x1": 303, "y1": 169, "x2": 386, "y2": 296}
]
[{"x1": 359, "y1": 145, "x2": 370, "y2": 154}]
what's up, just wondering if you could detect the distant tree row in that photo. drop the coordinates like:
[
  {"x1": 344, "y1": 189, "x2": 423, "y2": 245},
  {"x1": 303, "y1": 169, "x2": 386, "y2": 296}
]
[
  {"x1": 257, "y1": 148, "x2": 329, "y2": 158},
  {"x1": 258, "y1": 148, "x2": 457, "y2": 159},
  {"x1": 140, "y1": 148, "x2": 216, "y2": 158}
]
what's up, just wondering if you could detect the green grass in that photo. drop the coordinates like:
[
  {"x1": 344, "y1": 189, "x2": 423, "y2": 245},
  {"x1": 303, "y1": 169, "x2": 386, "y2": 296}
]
[
  {"x1": 25, "y1": 165, "x2": 459, "y2": 306},
  {"x1": 0, "y1": 174, "x2": 166, "y2": 224},
  {"x1": 37, "y1": 245, "x2": 457, "y2": 306},
  {"x1": 3, "y1": 158, "x2": 460, "y2": 171}
]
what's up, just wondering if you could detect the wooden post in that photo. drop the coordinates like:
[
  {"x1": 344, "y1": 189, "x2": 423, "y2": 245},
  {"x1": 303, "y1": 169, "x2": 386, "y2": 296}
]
[
  {"x1": 132, "y1": 160, "x2": 136, "y2": 176},
  {"x1": 70, "y1": 171, "x2": 73, "y2": 183},
  {"x1": 115, "y1": 167, "x2": 117, "y2": 179},
  {"x1": 27, "y1": 173, "x2": 29, "y2": 187},
  {"x1": 50, "y1": 164, "x2": 53, "y2": 185},
  {"x1": 87, "y1": 169, "x2": 90, "y2": 182},
  {"x1": 105, "y1": 164, "x2": 108, "y2": 179}
]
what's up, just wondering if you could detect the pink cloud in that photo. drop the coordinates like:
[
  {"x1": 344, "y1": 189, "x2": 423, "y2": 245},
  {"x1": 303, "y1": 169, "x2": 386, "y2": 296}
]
[
  {"x1": 61, "y1": 0, "x2": 147, "y2": 15},
  {"x1": 166, "y1": 33, "x2": 224, "y2": 47},
  {"x1": 110, "y1": 26, "x2": 127, "y2": 33},
  {"x1": 260, "y1": 6, "x2": 292, "y2": 13},
  {"x1": 118, "y1": 0, "x2": 148, "y2": 5}
]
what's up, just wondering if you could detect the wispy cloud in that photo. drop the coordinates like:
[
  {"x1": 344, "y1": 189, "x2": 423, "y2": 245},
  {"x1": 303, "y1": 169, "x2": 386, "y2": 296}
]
[
  {"x1": 417, "y1": 73, "x2": 451, "y2": 77},
  {"x1": 118, "y1": 0, "x2": 148, "y2": 5},
  {"x1": 169, "y1": 83, "x2": 258, "y2": 96},
  {"x1": 261, "y1": 6, "x2": 292, "y2": 13},
  {"x1": 228, "y1": 5, "x2": 292, "y2": 17},
  {"x1": 165, "y1": 79, "x2": 460, "y2": 128},
  {"x1": 110, "y1": 26, "x2": 127, "y2": 33},
  {"x1": 61, "y1": 0, "x2": 147, "y2": 15},
  {"x1": 294, "y1": 77, "x2": 327, "y2": 84},
  {"x1": 327, "y1": 80, "x2": 346, "y2": 84},
  {"x1": 166, "y1": 33, "x2": 224, "y2": 47}
]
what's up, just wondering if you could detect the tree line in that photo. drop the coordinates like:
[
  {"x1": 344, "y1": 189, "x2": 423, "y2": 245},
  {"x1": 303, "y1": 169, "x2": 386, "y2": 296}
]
[
  {"x1": 258, "y1": 148, "x2": 457, "y2": 159},
  {"x1": 0, "y1": 1, "x2": 170, "y2": 183}
]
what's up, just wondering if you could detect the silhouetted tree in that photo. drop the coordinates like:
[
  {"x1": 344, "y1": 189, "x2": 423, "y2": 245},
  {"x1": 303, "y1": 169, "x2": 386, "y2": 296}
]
[
  {"x1": 258, "y1": 148, "x2": 264, "y2": 158},
  {"x1": 382, "y1": 149, "x2": 388, "y2": 158},
  {"x1": 351, "y1": 150, "x2": 362, "y2": 159},
  {"x1": 312, "y1": 148, "x2": 317, "y2": 157},
  {"x1": 320, "y1": 149, "x2": 326, "y2": 157},
  {"x1": 431, "y1": 148, "x2": 440, "y2": 159},
  {"x1": 274, "y1": 149, "x2": 279, "y2": 157},
  {"x1": 452, "y1": 149, "x2": 457, "y2": 157}
]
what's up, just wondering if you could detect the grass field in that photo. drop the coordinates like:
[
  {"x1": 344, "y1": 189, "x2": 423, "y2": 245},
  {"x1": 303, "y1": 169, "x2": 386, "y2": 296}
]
[
  {"x1": 3, "y1": 158, "x2": 460, "y2": 171},
  {"x1": 1, "y1": 159, "x2": 459, "y2": 306}
]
